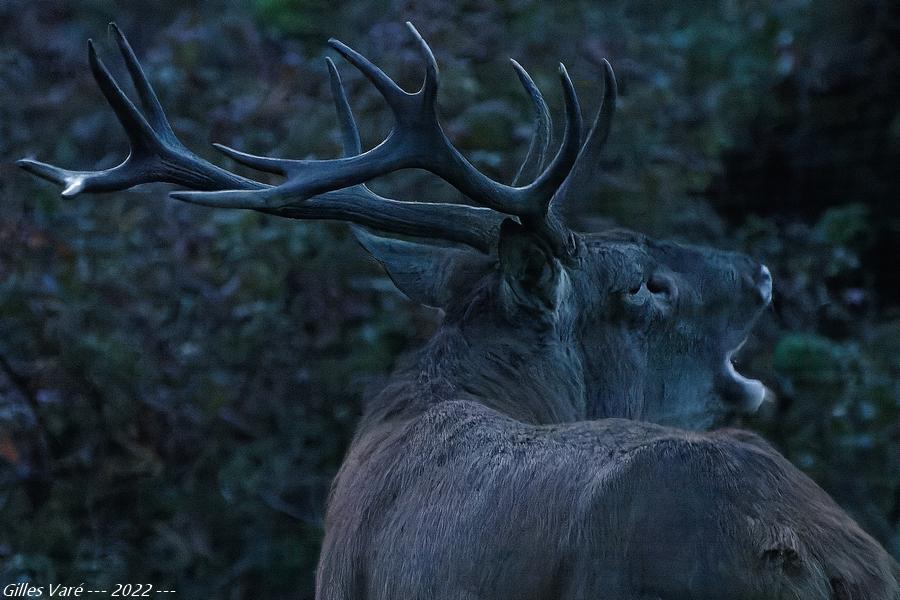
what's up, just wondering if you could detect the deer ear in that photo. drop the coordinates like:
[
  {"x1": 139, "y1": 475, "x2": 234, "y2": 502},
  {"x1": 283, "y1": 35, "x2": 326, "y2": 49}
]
[
  {"x1": 497, "y1": 219, "x2": 560, "y2": 313},
  {"x1": 353, "y1": 227, "x2": 483, "y2": 310}
]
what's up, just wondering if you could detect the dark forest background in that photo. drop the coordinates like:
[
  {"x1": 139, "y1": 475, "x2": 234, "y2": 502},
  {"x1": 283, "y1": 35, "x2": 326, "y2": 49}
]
[{"x1": 1, "y1": 0, "x2": 898, "y2": 597}]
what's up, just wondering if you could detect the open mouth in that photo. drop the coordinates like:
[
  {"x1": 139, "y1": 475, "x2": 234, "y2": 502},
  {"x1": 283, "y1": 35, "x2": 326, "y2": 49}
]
[{"x1": 716, "y1": 339, "x2": 771, "y2": 413}]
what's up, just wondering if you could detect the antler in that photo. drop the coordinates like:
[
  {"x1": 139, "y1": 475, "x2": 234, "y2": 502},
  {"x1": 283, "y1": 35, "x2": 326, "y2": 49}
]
[
  {"x1": 171, "y1": 22, "x2": 590, "y2": 256},
  {"x1": 19, "y1": 23, "x2": 617, "y2": 257}
]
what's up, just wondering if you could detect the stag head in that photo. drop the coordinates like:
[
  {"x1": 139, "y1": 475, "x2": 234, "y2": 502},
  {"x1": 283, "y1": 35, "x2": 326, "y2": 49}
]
[
  {"x1": 18, "y1": 23, "x2": 772, "y2": 430},
  {"x1": 359, "y1": 221, "x2": 772, "y2": 430}
]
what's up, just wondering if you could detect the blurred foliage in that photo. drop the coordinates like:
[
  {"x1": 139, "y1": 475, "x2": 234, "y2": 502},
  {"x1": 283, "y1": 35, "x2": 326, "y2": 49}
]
[{"x1": 1, "y1": 0, "x2": 898, "y2": 596}]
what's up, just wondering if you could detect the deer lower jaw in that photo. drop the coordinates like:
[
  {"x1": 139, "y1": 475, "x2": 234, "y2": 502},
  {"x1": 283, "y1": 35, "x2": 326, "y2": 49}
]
[{"x1": 717, "y1": 341, "x2": 769, "y2": 413}]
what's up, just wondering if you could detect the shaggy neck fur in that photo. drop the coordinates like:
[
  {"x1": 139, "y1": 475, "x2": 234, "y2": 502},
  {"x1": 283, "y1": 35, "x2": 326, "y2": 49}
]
[{"x1": 360, "y1": 285, "x2": 587, "y2": 431}]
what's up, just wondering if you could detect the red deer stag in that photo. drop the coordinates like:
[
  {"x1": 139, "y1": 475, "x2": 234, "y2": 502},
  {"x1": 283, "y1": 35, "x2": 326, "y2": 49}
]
[{"x1": 18, "y1": 23, "x2": 899, "y2": 600}]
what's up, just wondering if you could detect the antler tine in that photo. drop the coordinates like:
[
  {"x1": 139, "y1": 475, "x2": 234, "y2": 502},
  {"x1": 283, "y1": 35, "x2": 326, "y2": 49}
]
[
  {"x1": 210, "y1": 143, "x2": 292, "y2": 176},
  {"x1": 109, "y1": 22, "x2": 181, "y2": 148},
  {"x1": 528, "y1": 64, "x2": 582, "y2": 196},
  {"x1": 87, "y1": 39, "x2": 162, "y2": 155},
  {"x1": 549, "y1": 58, "x2": 617, "y2": 215},
  {"x1": 405, "y1": 22, "x2": 439, "y2": 107},
  {"x1": 587, "y1": 59, "x2": 617, "y2": 153},
  {"x1": 510, "y1": 59, "x2": 552, "y2": 187},
  {"x1": 201, "y1": 34, "x2": 404, "y2": 181},
  {"x1": 326, "y1": 57, "x2": 363, "y2": 157},
  {"x1": 327, "y1": 40, "x2": 410, "y2": 113},
  {"x1": 15, "y1": 160, "x2": 97, "y2": 198},
  {"x1": 207, "y1": 53, "x2": 369, "y2": 176}
]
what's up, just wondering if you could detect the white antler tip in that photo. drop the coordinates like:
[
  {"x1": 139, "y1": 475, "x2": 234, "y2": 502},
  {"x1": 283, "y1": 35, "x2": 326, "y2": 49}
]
[{"x1": 61, "y1": 177, "x2": 86, "y2": 197}]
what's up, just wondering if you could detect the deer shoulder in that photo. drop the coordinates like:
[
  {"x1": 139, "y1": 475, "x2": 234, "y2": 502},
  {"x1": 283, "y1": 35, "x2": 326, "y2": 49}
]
[{"x1": 322, "y1": 403, "x2": 899, "y2": 599}]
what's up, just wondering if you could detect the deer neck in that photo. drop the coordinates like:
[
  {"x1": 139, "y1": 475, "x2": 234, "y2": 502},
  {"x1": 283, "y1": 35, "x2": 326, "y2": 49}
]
[{"x1": 362, "y1": 320, "x2": 587, "y2": 429}]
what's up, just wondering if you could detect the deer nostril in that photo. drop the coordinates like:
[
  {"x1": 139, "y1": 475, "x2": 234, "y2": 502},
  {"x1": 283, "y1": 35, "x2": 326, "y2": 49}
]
[
  {"x1": 755, "y1": 264, "x2": 773, "y2": 305},
  {"x1": 647, "y1": 272, "x2": 677, "y2": 299}
]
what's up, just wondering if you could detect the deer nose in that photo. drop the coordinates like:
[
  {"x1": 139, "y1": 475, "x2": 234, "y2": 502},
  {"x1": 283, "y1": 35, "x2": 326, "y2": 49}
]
[{"x1": 755, "y1": 264, "x2": 772, "y2": 306}]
